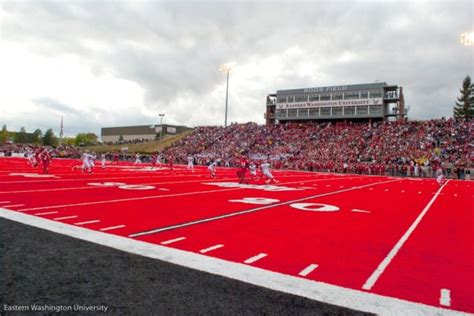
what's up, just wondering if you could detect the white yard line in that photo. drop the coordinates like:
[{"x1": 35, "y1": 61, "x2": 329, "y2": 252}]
[
  {"x1": 0, "y1": 208, "x2": 469, "y2": 316},
  {"x1": 3, "y1": 204, "x2": 25, "y2": 208},
  {"x1": 53, "y1": 215, "x2": 78, "y2": 220},
  {"x1": 34, "y1": 211, "x2": 59, "y2": 216},
  {"x1": 298, "y1": 264, "x2": 319, "y2": 277},
  {"x1": 99, "y1": 225, "x2": 126, "y2": 231},
  {"x1": 351, "y1": 209, "x2": 371, "y2": 213},
  {"x1": 362, "y1": 180, "x2": 450, "y2": 291},
  {"x1": 160, "y1": 237, "x2": 186, "y2": 245},
  {"x1": 244, "y1": 253, "x2": 267, "y2": 264},
  {"x1": 74, "y1": 220, "x2": 100, "y2": 226},
  {"x1": 199, "y1": 244, "x2": 224, "y2": 254}
]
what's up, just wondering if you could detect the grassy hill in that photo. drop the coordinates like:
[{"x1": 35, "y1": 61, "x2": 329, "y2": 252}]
[{"x1": 83, "y1": 130, "x2": 193, "y2": 154}]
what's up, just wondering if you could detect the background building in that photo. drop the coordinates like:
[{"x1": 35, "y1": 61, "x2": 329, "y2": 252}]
[
  {"x1": 101, "y1": 124, "x2": 192, "y2": 143},
  {"x1": 265, "y1": 82, "x2": 407, "y2": 125}
]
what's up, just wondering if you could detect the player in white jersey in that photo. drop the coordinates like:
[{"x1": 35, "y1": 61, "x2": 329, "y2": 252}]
[
  {"x1": 187, "y1": 155, "x2": 195, "y2": 172},
  {"x1": 208, "y1": 161, "x2": 217, "y2": 178},
  {"x1": 100, "y1": 153, "x2": 106, "y2": 169},
  {"x1": 134, "y1": 153, "x2": 141, "y2": 165},
  {"x1": 435, "y1": 167, "x2": 445, "y2": 186},
  {"x1": 261, "y1": 162, "x2": 278, "y2": 184},
  {"x1": 249, "y1": 162, "x2": 258, "y2": 180},
  {"x1": 81, "y1": 152, "x2": 93, "y2": 174},
  {"x1": 26, "y1": 149, "x2": 37, "y2": 167}
]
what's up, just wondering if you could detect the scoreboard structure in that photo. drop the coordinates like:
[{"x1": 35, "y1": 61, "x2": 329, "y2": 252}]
[{"x1": 264, "y1": 82, "x2": 407, "y2": 125}]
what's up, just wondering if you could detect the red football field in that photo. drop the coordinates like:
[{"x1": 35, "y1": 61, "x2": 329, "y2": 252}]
[{"x1": 1, "y1": 157, "x2": 473, "y2": 314}]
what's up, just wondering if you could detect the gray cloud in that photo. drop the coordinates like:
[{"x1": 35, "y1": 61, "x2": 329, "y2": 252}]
[{"x1": 1, "y1": 1, "x2": 473, "y2": 136}]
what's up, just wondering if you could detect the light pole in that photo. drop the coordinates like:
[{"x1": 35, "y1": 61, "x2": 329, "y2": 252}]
[
  {"x1": 219, "y1": 64, "x2": 232, "y2": 127},
  {"x1": 159, "y1": 113, "x2": 165, "y2": 142}
]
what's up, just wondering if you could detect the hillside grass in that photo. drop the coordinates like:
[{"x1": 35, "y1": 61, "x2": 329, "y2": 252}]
[{"x1": 83, "y1": 130, "x2": 193, "y2": 154}]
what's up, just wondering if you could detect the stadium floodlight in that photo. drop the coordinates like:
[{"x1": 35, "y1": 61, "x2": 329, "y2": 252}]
[
  {"x1": 219, "y1": 63, "x2": 233, "y2": 127},
  {"x1": 460, "y1": 31, "x2": 474, "y2": 46},
  {"x1": 159, "y1": 113, "x2": 165, "y2": 142}
]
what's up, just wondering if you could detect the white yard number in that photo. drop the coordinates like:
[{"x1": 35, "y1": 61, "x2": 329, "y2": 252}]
[
  {"x1": 290, "y1": 203, "x2": 340, "y2": 212},
  {"x1": 87, "y1": 182, "x2": 156, "y2": 190}
]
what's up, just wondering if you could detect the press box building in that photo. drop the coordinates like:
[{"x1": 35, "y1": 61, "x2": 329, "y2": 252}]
[{"x1": 265, "y1": 82, "x2": 407, "y2": 125}]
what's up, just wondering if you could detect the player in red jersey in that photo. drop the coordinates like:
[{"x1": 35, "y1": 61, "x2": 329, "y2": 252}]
[
  {"x1": 237, "y1": 156, "x2": 249, "y2": 184},
  {"x1": 112, "y1": 152, "x2": 120, "y2": 165},
  {"x1": 41, "y1": 149, "x2": 52, "y2": 173},
  {"x1": 168, "y1": 155, "x2": 174, "y2": 170}
]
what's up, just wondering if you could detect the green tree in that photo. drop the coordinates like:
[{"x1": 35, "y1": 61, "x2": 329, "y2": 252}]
[
  {"x1": 32, "y1": 129, "x2": 42, "y2": 144},
  {"x1": 453, "y1": 75, "x2": 474, "y2": 119},
  {"x1": 42, "y1": 129, "x2": 58, "y2": 146},
  {"x1": 0, "y1": 125, "x2": 9, "y2": 144},
  {"x1": 75, "y1": 133, "x2": 98, "y2": 146},
  {"x1": 14, "y1": 127, "x2": 27, "y2": 143}
]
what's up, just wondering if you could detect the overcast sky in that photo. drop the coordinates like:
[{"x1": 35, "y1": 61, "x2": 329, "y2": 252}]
[{"x1": 0, "y1": 0, "x2": 472, "y2": 137}]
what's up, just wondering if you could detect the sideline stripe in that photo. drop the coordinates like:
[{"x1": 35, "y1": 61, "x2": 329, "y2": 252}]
[
  {"x1": 299, "y1": 264, "x2": 319, "y2": 277},
  {"x1": 200, "y1": 244, "x2": 224, "y2": 254},
  {"x1": 0, "y1": 201, "x2": 11, "y2": 204},
  {"x1": 440, "y1": 289, "x2": 451, "y2": 307},
  {"x1": 362, "y1": 180, "x2": 450, "y2": 291},
  {"x1": 129, "y1": 179, "x2": 399, "y2": 238},
  {"x1": 160, "y1": 237, "x2": 186, "y2": 245},
  {"x1": 3, "y1": 204, "x2": 25, "y2": 208},
  {"x1": 100, "y1": 225, "x2": 126, "y2": 231},
  {"x1": 74, "y1": 220, "x2": 100, "y2": 226},
  {"x1": 54, "y1": 215, "x2": 78, "y2": 220},
  {"x1": 0, "y1": 208, "x2": 470, "y2": 316},
  {"x1": 244, "y1": 253, "x2": 267, "y2": 264}
]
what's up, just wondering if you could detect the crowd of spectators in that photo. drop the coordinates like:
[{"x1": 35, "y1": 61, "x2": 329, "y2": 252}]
[
  {"x1": 163, "y1": 118, "x2": 473, "y2": 179},
  {"x1": 0, "y1": 144, "x2": 82, "y2": 159},
  {"x1": 1, "y1": 118, "x2": 472, "y2": 179}
]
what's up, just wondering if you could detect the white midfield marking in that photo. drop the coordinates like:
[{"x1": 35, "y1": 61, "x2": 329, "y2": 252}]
[
  {"x1": 0, "y1": 208, "x2": 470, "y2": 316},
  {"x1": 100, "y1": 225, "x2": 126, "y2": 231},
  {"x1": 200, "y1": 244, "x2": 224, "y2": 254},
  {"x1": 74, "y1": 220, "x2": 100, "y2": 226},
  {"x1": 34, "y1": 211, "x2": 59, "y2": 216},
  {"x1": 362, "y1": 180, "x2": 450, "y2": 291},
  {"x1": 244, "y1": 253, "x2": 267, "y2": 264},
  {"x1": 54, "y1": 215, "x2": 78, "y2": 220},
  {"x1": 440, "y1": 289, "x2": 451, "y2": 307},
  {"x1": 299, "y1": 264, "x2": 319, "y2": 277},
  {"x1": 160, "y1": 237, "x2": 186, "y2": 245}
]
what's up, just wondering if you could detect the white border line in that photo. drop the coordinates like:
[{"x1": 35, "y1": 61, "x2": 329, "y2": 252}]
[
  {"x1": 0, "y1": 208, "x2": 468, "y2": 316},
  {"x1": 362, "y1": 180, "x2": 450, "y2": 291}
]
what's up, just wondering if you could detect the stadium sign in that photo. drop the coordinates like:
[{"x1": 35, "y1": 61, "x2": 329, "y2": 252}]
[
  {"x1": 303, "y1": 85, "x2": 348, "y2": 93},
  {"x1": 276, "y1": 98, "x2": 382, "y2": 109}
]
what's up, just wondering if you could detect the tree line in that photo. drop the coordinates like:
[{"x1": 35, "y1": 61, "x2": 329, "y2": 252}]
[{"x1": 0, "y1": 125, "x2": 98, "y2": 146}]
